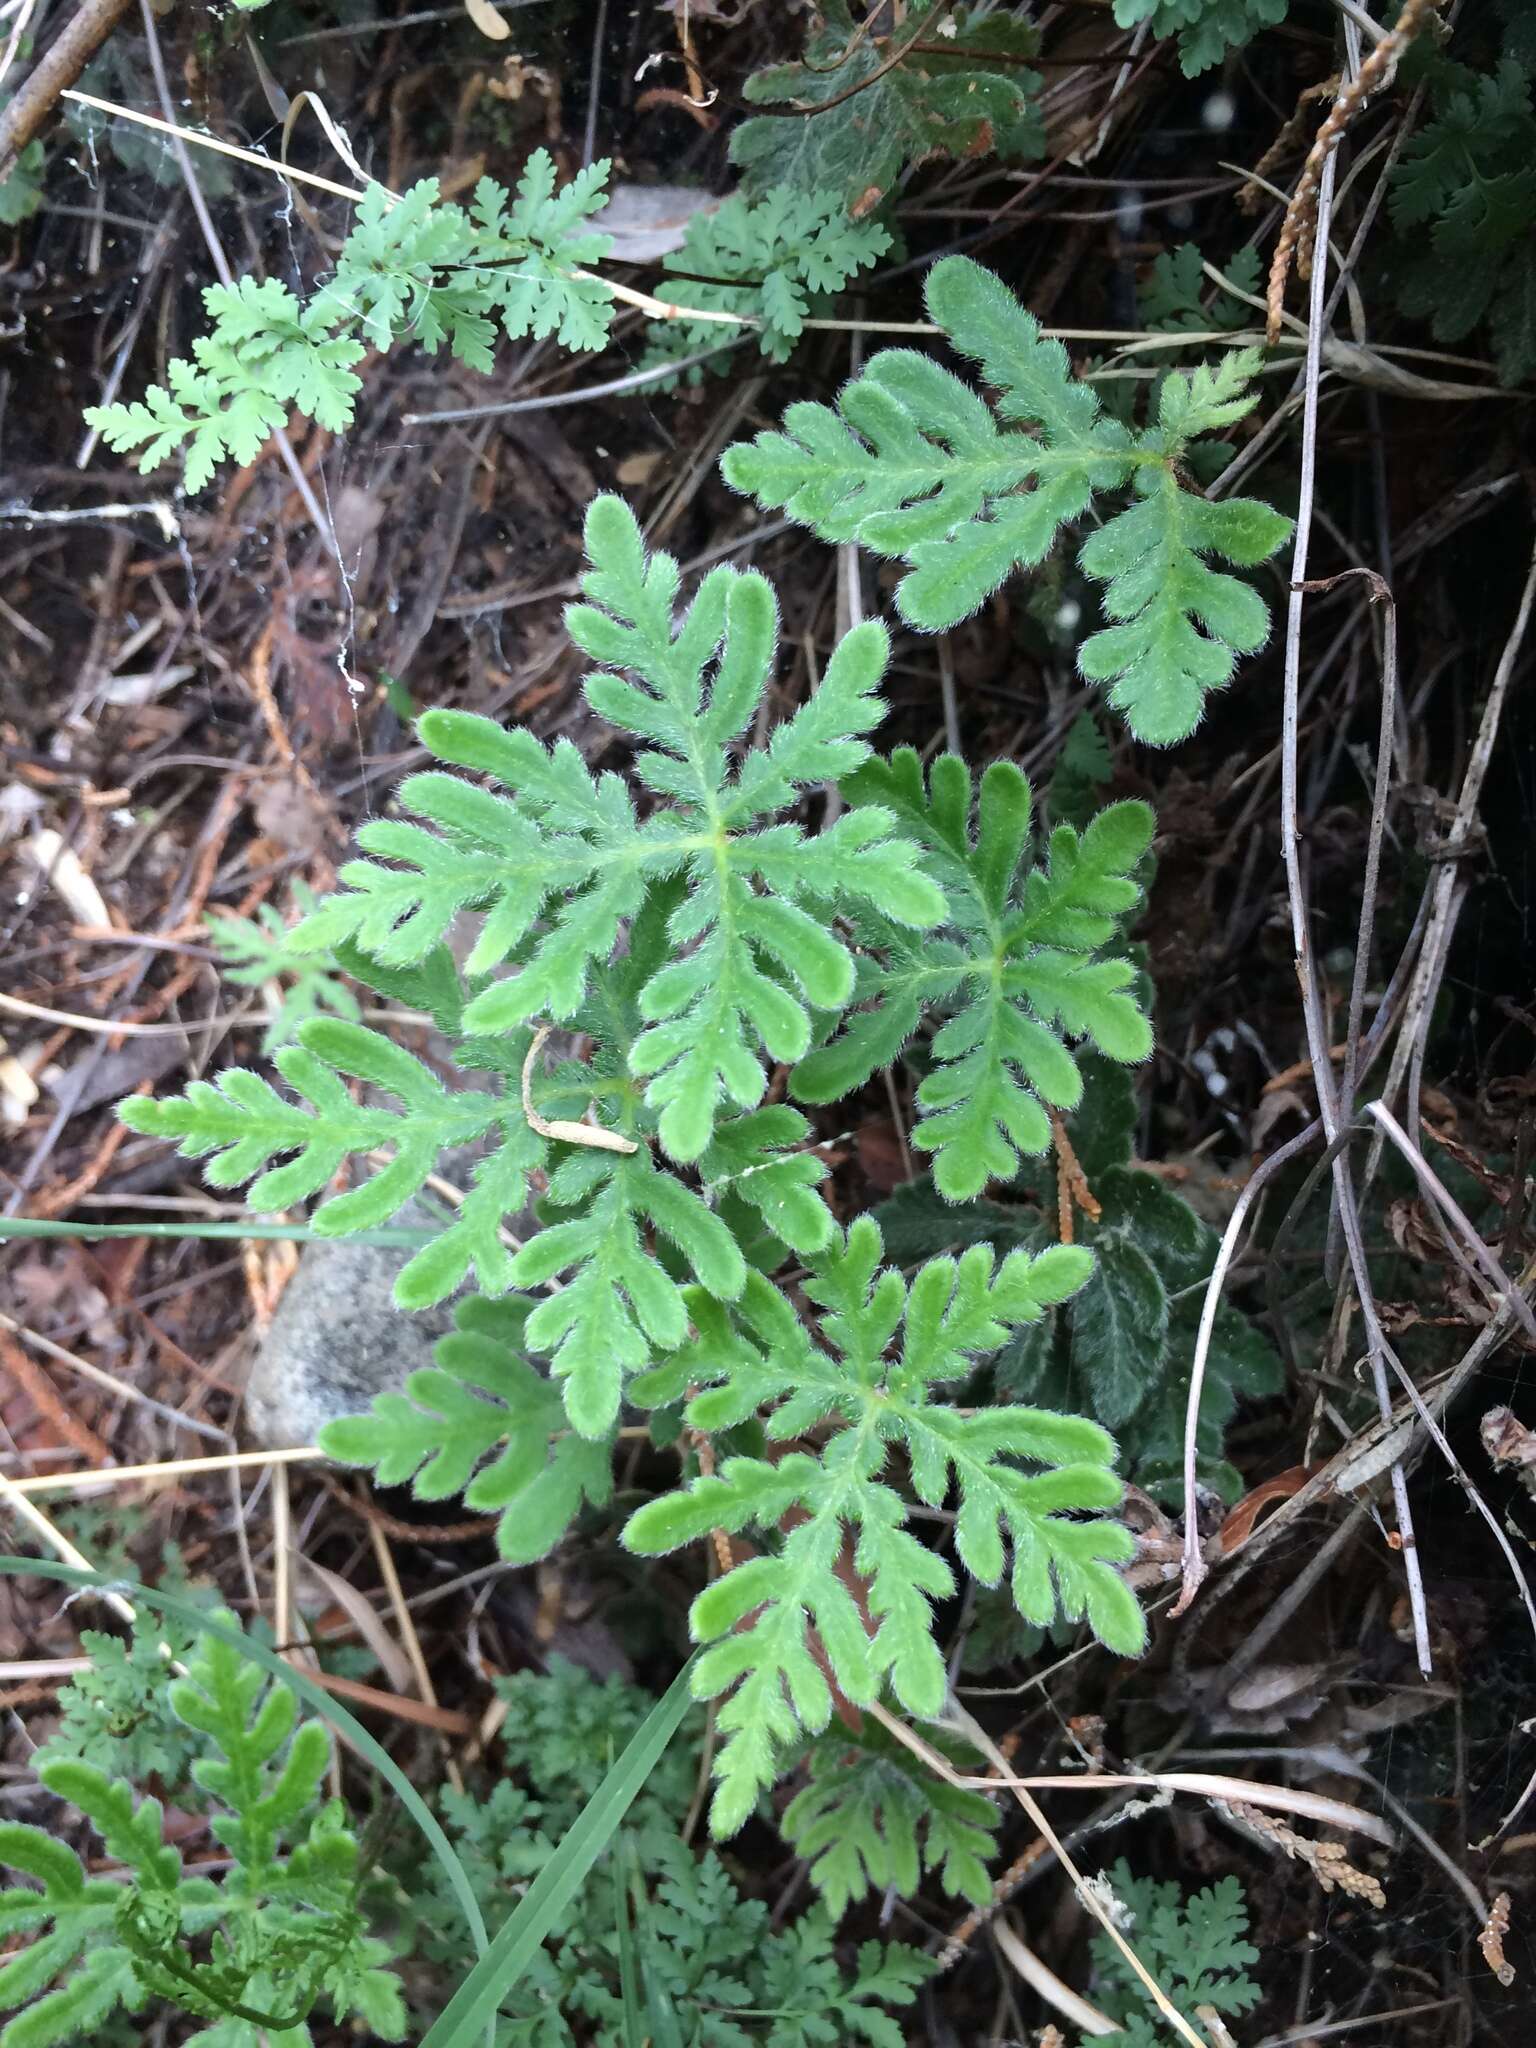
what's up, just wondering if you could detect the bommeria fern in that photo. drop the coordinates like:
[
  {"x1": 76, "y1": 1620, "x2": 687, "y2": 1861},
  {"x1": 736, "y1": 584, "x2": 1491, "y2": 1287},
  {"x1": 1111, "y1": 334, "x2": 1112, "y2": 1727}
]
[
  {"x1": 1112, "y1": 0, "x2": 1290, "y2": 77},
  {"x1": 121, "y1": 499, "x2": 1155, "y2": 1830},
  {"x1": 644, "y1": 187, "x2": 891, "y2": 383},
  {"x1": 722, "y1": 254, "x2": 1292, "y2": 745},
  {"x1": 790, "y1": 750, "x2": 1154, "y2": 1201},
  {"x1": 85, "y1": 149, "x2": 614, "y2": 489},
  {"x1": 0, "y1": 1617, "x2": 402, "y2": 2048},
  {"x1": 624, "y1": 1222, "x2": 1144, "y2": 1831}
]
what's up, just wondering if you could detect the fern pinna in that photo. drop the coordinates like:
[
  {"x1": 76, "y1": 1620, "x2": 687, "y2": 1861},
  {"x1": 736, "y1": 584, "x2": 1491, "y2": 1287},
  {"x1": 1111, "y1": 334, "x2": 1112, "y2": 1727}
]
[
  {"x1": 122, "y1": 497, "x2": 1156, "y2": 1829},
  {"x1": 723, "y1": 254, "x2": 1291, "y2": 745}
]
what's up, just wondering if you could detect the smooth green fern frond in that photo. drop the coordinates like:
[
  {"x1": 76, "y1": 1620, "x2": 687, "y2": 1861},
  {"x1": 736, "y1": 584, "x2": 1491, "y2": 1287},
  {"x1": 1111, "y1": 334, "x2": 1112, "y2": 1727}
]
[
  {"x1": 1091, "y1": 1861, "x2": 1260, "y2": 2047},
  {"x1": 731, "y1": 1, "x2": 1043, "y2": 208},
  {"x1": 290, "y1": 495, "x2": 942, "y2": 1163},
  {"x1": 625, "y1": 1219, "x2": 1142, "y2": 1832},
  {"x1": 85, "y1": 149, "x2": 614, "y2": 486},
  {"x1": 1138, "y1": 243, "x2": 1262, "y2": 335},
  {"x1": 644, "y1": 188, "x2": 890, "y2": 383},
  {"x1": 792, "y1": 751, "x2": 1153, "y2": 1201},
  {"x1": 1112, "y1": 0, "x2": 1289, "y2": 76},
  {"x1": 784, "y1": 1722, "x2": 999, "y2": 1914},
  {"x1": 723, "y1": 255, "x2": 1291, "y2": 743},
  {"x1": 320, "y1": 1296, "x2": 615, "y2": 1559},
  {"x1": 205, "y1": 889, "x2": 361, "y2": 1053}
]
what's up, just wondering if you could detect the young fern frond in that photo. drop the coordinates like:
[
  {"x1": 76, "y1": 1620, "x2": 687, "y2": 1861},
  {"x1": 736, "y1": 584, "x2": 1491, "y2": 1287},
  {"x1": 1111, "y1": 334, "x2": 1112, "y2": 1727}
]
[
  {"x1": 793, "y1": 751, "x2": 1153, "y2": 1202},
  {"x1": 722, "y1": 255, "x2": 1291, "y2": 743},
  {"x1": 85, "y1": 151, "x2": 615, "y2": 488},
  {"x1": 205, "y1": 890, "x2": 361, "y2": 1053},
  {"x1": 0, "y1": 1622, "x2": 402, "y2": 2048},
  {"x1": 625, "y1": 1219, "x2": 1143, "y2": 1833}
]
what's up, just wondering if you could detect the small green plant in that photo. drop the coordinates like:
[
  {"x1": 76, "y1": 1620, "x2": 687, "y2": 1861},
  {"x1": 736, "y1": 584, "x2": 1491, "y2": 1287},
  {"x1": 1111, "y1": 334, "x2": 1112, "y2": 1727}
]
[
  {"x1": 722, "y1": 255, "x2": 1292, "y2": 744},
  {"x1": 644, "y1": 187, "x2": 890, "y2": 383},
  {"x1": 784, "y1": 1721, "x2": 1000, "y2": 1914},
  {"x1": 0, "y1": 1618, "x2": 402, "y2": 2048},
  {"x1": 404, "y1": 1660, "x2": 933, "y2": 2047},
  {"x1": 1389, "y1": 54, "x2": 1536, "y2": 385},
  {"x1": 1088, "y1": 1861, "x2": 1260, "y2": 2046},
  {"x1": 86, "y1": 149, "x2": 614, "y2": 488},
  {"x1": 0, "y1": 137, "x2": 44, "y2": 225},
  {"x1": 731, "y1": 1, "x2": 1043, "y2": 210},
  {"x1": 36, "y1": 1613, "x2": 207, "y2": 1801},
  {"x1": 205, "y1": 888, "x2": 361, "y2": 1053},
  {"x1": 1112, "y1": 0, "x2": 1289, "y2": 77},
  {"x1": 877, "y1": 1056, "x2": 1282, "y2": 1503},
  {"x1": 123, "y1": 497, "x2": 1154, "y2": 1832},
  {"x1": 1138, "y1": 244, "x2": 1262, "y2": 336}
]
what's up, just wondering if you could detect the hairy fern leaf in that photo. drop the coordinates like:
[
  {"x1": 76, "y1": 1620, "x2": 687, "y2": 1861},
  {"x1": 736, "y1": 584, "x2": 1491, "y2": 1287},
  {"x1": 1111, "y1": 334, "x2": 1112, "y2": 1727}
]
[
  {"x1": 625, "y1": 1219, "x2": 1142, "y2": 1832},
  {"x1": 793, "y1": 751, "x2": 1153, "y2": 1201},
  {"x1": 723, "y1": 256, "x2": 1290, "y2": 743},
  {"x1": 319, "y1": 1296, "x2": 614, "y2": 1561},
  {"x1": 731, "y1": 1, "x2": 1043, "y2": 208},
  {"x1": 290, "y1": 495, "x2": 942, "y2": 1162}
]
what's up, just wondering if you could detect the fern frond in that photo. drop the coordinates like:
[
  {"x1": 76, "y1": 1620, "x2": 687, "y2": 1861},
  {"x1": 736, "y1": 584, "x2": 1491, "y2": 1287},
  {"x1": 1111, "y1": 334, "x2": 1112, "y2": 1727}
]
[
  {"x1": 205, "y1": 890, "x2": 361, "y2": 1053},
  {"x1": 784, "y1": 1723, "x2": 999, "y2": 1914},
  {"x1": 1111, "y1": 0, "x2": 1289, "y2": 77},
  {"x1": 85, "y1": 149, "x2": 615, "y2": 486},
  {"x1": 722, "y1": 255, "x2": 1290, "y2": 743},
  {"x1": 1091, "y1": 1861, "x2": 1260, "y2": 2045},
  {"x1": 731, "y1": 1, "x2": 1043, "y2": 208},
  {"x1": 875, "y1": 1055, "x2": 1283, "y2": 1502},
  {"x1": 644, "y1": 188, "x2": 890, "y2": 383},
  {"x1": 625, "y1": 1219, "x2": 1141, "y2": 1832},
  {"x1": 291, "y1": 496, "x2": 942, "y2": 1163},
  {"x1": 792, "y1": 750, "x2": 1152, "y2": 1201}
]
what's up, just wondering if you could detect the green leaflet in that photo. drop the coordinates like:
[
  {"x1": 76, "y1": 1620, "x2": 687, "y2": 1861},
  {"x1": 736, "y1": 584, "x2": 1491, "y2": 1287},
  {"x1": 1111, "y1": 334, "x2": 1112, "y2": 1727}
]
[
  {"x1": 85, "y1": 150, "x2": 614, "y2": 488},
  {"x1": 1389, "y1": 56, "x2": 1536, "y2": 386},
  {"x1": 1111, "y1": 0, "x2": 1290, "y2": 77},
  {"x1": 783, "y1": 1722, "x2": 999, "y2": 1915},
  {"x1": 792, "y1": 751, "x2": 1153, "y2": 1202},
  {"x1": 319, "y1": 1296, "x2": 614, "y2": 1557},
  {"x1": 204, "y1": 888, "x2": 361, "y2": 1054},
  {"x1": 0, "y1": 139, "x2": 46, "y2": 226},
  {"x1": 643, "y1": 188, "x2": 890, "y2": 384},
  {"x1": 624, "y1": 1219, "x2": 1141, "y2": 1833},
  {"x1": 1091, "y1": 1862, "x2": 1260, "y2": 2048},
  {"x1": 876, "y1": 1056, "x2": 1283, "y2": 1504},
  {"x1": 722, "y1": 255, "x2": 1291, "y2": 744},
  {"x1": 730, "y1": 1, "x2": 1043, "y2": 208}
]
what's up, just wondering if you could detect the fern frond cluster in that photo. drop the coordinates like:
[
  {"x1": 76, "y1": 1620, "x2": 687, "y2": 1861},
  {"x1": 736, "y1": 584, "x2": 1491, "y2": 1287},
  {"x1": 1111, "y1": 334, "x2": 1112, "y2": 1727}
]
[
  {"x1": 1389, "y1": 55, "x2": 1536, "y2": 385},
  {"x1": 85, "y1": 150, "x2": 614, "y2": 488},
  {"x1": 1091, "y1": 1861, "x2": 1260, "y2": 2046},
  {"x1": 121, "y1": 499, "x2": 1159, "y2": 1830},
  {"x1": 1112, "y1": 0, "x2": 1289, "y2": 76},
  {"x1": 0, "y1": 1619, "x2": 402, "y2": 2048},
  {"x1": 723, "y1": 256, "x2": 1292, "y2": 745}
]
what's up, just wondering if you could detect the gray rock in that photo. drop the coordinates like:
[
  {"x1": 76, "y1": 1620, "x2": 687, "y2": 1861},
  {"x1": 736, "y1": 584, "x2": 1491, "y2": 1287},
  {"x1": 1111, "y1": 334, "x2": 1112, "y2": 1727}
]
[{"x1": 245, "y1": 1203, "x2": 456, "y2": 1448}]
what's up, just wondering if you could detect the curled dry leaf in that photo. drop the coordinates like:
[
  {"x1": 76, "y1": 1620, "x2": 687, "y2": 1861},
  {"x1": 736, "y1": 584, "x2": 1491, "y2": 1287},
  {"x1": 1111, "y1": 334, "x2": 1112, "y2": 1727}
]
[{"x1": 1479, "y1": 1891, "x2": 1515, "y2": 1987}]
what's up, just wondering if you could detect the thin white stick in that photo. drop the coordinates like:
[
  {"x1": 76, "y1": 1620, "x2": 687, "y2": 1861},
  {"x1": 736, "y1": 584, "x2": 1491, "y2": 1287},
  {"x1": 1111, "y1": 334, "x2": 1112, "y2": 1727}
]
[
  {"x1": 7, "y1": 1445, "x2": 324, "y2": 1494},
  {"x1": 1174, "y1": 1119, "x2": 1321, "y2": 1611},
  {"x1": 992, "y1": 1919, "x2": 1118, "y2": 2035}
]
